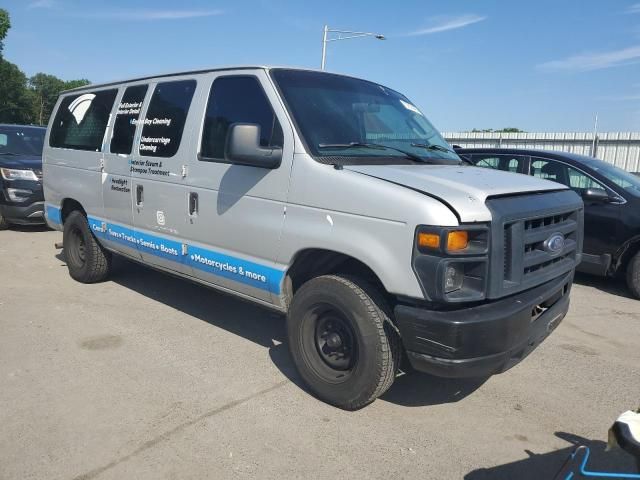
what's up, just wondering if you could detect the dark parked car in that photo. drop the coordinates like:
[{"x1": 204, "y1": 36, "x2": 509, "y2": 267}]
[
  {"x1": 456, "y1": 148, "x2": 640, "y2": 298},
  {"x1": 0, "y1": 124, "x2": 46, "y2": 229}
]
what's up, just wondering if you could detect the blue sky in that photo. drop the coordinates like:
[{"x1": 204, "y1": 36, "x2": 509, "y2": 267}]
[{"x1": 4, "y1": 0, "x2": 640, "y2": 131}]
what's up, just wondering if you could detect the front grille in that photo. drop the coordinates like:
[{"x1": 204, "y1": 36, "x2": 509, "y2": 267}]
[
  {"x1": 486, "y1": 190, "x2": 584, "y2": 299},
  {"x1": 506, "y1": 210, "x2": 578, "y2": 281}
]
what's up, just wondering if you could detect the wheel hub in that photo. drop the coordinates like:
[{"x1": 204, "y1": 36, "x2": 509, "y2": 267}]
[{"x1": 315, "y1": 314, "x2": 355, "y2": 371}]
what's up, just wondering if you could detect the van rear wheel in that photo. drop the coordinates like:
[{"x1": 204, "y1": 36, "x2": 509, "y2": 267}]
[
  {"x1": 63, "y1": 211, "x2": 112, "y2": 283},
  {"x1": 287, "y1": 275, "x2": 400, "y2": 410},
  {"x1": 626, "y1": 251, "x2": 640, "y2": 299}
]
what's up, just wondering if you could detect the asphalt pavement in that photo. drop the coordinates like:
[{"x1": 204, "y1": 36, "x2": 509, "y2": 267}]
[{"x1": 1, "y1": 226, "x2": 638, "y2": 479}]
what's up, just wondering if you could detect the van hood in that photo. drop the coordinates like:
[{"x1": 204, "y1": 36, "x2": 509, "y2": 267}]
[{"x1": 343, "y1": 164, "x2": 565, "y2": 222}]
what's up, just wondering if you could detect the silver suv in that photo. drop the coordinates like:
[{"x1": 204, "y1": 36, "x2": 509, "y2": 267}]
[{"x1": 43, "y1": 67, "x2": 583, "y2": 409}]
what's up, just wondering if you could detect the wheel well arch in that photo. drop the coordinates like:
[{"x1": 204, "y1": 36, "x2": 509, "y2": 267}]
[
  {"x1": 613, "y1": 235, "x2": 640, "y2": 274},
  {"x1": 282, "y1": 248, "x2": 391, "y2": 307},
  {"x1": 60, "y1": 198, "x2": 85, "y2": 224}
]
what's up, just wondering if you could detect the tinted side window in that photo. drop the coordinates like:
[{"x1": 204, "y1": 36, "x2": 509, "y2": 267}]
[
  {"x1": 110, "y1": 84, "x2": 148, "y2": 154},
  {"x1": 140, "y1": 80, "x2": 196, "y2": 158},
  {"x1": 471, "y1": 154, "x2": 526, "y2": 173},
  {"x1": 566, "y1": 166, "x2": 603, "y2": 191},
  {"x1": 50, "y1": 89, "x2": 118, "y2": 151},
  {"x1": 531, "y1": 158, "x2": 607, "y2": 194},
  {"x1": 200, "y1": 76, "x2": 283, "y2": 161},
  {"x1": 530, "y1": 158, "x2": 572, "y2": 186}
]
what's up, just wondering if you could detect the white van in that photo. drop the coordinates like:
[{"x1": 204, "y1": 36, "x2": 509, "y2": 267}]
[{"x1": 44, "y1": 67, "x2": 583, "y2": 409}]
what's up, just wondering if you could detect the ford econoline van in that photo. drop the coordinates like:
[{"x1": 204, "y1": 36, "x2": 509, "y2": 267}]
[{"x1": 44, "y1": 67, "x2": 583, "y2": 409}]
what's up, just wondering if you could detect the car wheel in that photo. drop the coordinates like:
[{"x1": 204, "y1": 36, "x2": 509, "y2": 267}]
[
  {"x1": 626, "y1": 250, "x2": 640, "y2": 299},
  {"x1": 0, "y1": 212, "x2": 10, "y2": 230},
  {"x1": 63, "y1": 210, "x2": 112, "y2": 283},
  {"x1": 287, "y1": 274, "x2": 400, "y2": 410}
]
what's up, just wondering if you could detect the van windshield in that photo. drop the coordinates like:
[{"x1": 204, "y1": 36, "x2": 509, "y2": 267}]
[{"x1": 271, "y1": 69, "x2": 460, "y2": 165}]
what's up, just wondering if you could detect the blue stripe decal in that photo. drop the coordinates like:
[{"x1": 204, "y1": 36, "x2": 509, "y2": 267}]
[
  {"x1": 188, "y1": 244, "x2": 283, "y2": 293},
  {"x1": 45, "y1": 204, "x2": 62, "y2": 225},
  {"x1": 87, "y1": 216, "x2": 284, "y2": 294}
]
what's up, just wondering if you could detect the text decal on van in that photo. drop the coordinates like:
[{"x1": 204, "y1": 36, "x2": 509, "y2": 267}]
[{"x1": 79, "y1": 214, "x2": 283, "y2": 294}]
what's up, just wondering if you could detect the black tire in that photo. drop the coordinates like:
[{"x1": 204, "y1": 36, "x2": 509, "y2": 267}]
[
  {"x1": 0, "y1": 212, "x2": 9, "y2": 230},
  {"x1": 63, "y1": 210, "x2": 112, "y2": 283},
  {"x1": 287, "y1": 274, "x2": 400, "y2": 410},
  {"x1": 626, "y1": 250, "x2": 640, "y2": 299}
]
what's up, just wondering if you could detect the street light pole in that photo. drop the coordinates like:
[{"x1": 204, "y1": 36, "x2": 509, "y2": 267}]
[
  {"x1": 321, "y1": 25, "x2": 329, "y2": 71},
  {"x1": 320, "y1": 24, "x2": 386, "y2": 70}
]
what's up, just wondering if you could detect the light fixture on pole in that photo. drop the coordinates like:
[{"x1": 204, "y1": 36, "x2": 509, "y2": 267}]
[{"x1": 320, "y1": 25, "x2": 386, "y2": 70}]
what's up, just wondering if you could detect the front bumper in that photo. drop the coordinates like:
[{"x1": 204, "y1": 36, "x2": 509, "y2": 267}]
[
  {"x1": 394, "y1": 271, "x2": 573, "y2": 378},
  {"x1": 0, "y1": 201, "x2": 45, "y2": 225}
]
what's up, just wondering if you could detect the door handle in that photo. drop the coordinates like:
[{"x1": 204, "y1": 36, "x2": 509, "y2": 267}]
[
  {"x1": 136, "y1": 184, "x2": 144, "y2": 206},
  {"x1": 189, "y1": 192, "x2": 198, "y2": 216}
]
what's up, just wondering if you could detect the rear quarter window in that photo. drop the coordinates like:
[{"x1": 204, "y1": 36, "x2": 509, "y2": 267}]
[
  {"x1": 470, "y1": 154, "x2": 527, "y2": 173},
  {"x1": 49, "y1": 89, "x2": 118, "y2": 151}
]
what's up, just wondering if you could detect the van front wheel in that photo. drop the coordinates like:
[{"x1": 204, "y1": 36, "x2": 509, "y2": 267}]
[
  {"x1": 287, "y1": 275, "x2": 400, "y2": 410},
  {"x1": 63, "y1": 211, "x2": 112, "y2": 283}
]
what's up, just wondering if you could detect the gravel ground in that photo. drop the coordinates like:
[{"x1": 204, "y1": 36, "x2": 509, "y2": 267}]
[{"x1": 0, "y1": 226, "x2": 638, "y2": 480}]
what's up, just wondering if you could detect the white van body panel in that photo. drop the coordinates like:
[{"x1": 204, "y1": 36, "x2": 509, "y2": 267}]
[{"x1": 43, "y1": 65, "x2": 579, "y2": 312}]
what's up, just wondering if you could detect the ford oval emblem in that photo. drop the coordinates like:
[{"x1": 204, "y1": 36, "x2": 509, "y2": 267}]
[{"x1": 543, "y1": 233, "x2": 565, "y2": 256}]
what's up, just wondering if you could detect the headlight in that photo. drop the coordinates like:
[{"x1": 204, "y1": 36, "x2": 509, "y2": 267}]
[
  {"x1": 444, "y1": 263, "x2": 464, "y2": 293},
  {"x1": 413, "y1": 225, "x2": 489, "y2": 302},
  {"x1": 6, "y1": 188, "x2": 33, "y2": 202},
  {"x1": 0, "y1": 168, "x2": 38, "y2": 181}
]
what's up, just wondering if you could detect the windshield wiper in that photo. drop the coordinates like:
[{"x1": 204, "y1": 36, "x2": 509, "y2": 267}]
[
  {"x1": 0, "y1": 152, "x2": 21, "y2": 156},
  {"x1": 318, "y1": 142, "x2": 427, "y2": 163},
  {"x1": 410, "y1": 142, "x2": 472, "y2": 165},
  {"x1": 410, "y1": 143, "x2": 456, "y2": 154}
]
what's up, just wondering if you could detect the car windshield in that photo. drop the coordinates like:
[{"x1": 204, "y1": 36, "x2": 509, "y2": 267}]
[
  {"x1": 0, "y1": 126, "x2": 45, "y2": 156},
  {"x1": 581, "y1": 157, "x2": 640, "y2": 198},
  {"x1": 271, "y1": 69, "x2": 460, "y2": 165}
]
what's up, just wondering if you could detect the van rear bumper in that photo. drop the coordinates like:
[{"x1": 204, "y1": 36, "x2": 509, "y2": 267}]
[{"x1": 394, "y1": 271, "x2": 572, "y2": 378}]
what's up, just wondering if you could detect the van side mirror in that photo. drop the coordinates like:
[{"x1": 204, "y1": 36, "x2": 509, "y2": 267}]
[
  {"x1": 582, "y1": 188, "x2": 610, "y2": 203},
  {"x1": 225, "y1": 123, "x2": 282, "y2": 169}
]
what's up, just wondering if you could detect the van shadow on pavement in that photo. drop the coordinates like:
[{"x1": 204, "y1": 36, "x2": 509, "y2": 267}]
[
  {"x1": 71, "y1": 255, "x2": 486, "y2": 408},
  {"x1": 464, "y1": 432, "x2": 637, "y2": 480}
]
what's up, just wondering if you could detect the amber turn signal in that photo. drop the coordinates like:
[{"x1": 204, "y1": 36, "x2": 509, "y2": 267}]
[
  {"x1": 417, "y1": 232, "x2": 440, "y2": 250},
  {"x1": 447, "y1": 231, "x2": 469, "y2": 251}
]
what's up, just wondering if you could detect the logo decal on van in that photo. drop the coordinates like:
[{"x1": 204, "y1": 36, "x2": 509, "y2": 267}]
[{"x1": 156, "y1": 210, "x2": 166, "y2": 226}]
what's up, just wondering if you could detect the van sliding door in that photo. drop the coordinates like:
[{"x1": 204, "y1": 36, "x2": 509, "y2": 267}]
[
  {"x1": 130, "y1": 78, "x2": 197, "y2": 276},
  {"x1": 100, "y1": 83, "x2": 149, "y2": 259}
]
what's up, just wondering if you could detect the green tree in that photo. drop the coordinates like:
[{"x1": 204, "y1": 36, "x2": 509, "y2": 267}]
[
  {"x1": 29, "y1": 73, "x2": 65, "y2": 125},
  {"x1": 470, "y1": 128, "x2": 525, "y2": 133},
  {"x1": 64, "y1": 79, "x2": 90, "y2": 90},
  {"x1": 0, "y1": 60, "x2": 34, "y2": 123},
  {"x1": 0, "y1": 9, "x2": 10, "y2": 57},
  {"x1": 28, "y1": 74, "x2": 92, "y2": 125}
]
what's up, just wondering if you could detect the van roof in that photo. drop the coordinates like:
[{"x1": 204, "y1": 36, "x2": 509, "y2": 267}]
[{"x1": 61, "y1": 66, "x2": 348, "y2": 94}]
